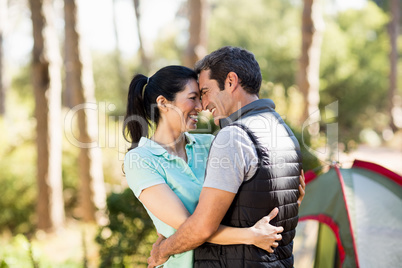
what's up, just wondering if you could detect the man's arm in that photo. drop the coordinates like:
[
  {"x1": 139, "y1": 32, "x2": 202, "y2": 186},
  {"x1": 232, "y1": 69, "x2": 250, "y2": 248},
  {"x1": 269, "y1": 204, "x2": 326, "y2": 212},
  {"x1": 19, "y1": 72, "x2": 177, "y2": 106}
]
[{"x1": 147, "y1": 187, "x2": 236, "y2": 267}]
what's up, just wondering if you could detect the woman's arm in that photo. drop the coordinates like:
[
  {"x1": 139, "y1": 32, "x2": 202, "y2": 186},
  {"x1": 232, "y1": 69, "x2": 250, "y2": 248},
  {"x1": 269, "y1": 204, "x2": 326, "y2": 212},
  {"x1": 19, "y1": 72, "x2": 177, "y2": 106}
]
[
  {"x1": 140, "y1": 172, "x2": 306, "y2": 252},
  {"x1": 139, "y1": 184, "x2": 281, "y2": 252},
  {"x1": 138, "y1": 183, "x2": 191, "y2": 229}
]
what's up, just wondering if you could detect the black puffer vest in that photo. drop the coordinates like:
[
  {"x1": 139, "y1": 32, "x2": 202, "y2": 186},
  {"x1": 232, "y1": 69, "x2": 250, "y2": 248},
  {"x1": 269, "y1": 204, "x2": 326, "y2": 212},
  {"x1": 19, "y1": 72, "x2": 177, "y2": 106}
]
[{"x1": 194, "y1": 108, "x2": 302, "y2": 268}]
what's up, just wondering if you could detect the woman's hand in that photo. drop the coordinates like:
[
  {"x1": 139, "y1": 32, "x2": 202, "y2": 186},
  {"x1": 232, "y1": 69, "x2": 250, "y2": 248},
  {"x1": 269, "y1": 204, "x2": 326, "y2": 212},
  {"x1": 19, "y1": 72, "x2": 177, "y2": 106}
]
[
  {"x1": 297, "y1": 170, "x2": 306, "y2": 207},
  {"x1": 249, "y1": 207, "x2": 283, "y2": 253}
]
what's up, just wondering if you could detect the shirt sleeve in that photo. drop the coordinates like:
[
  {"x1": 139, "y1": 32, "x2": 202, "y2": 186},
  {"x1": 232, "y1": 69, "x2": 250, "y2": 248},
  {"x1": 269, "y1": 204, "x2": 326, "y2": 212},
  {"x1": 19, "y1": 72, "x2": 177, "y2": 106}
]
[
  {"x1": 202, "y1": 126, "x2": 258, "y2": 193},
  {"x1": 124, "y1": 151, "x2": 166, "y2": 198},
  {"x1": 206, "y1": 134, "x2": 216, "y2": 150}
]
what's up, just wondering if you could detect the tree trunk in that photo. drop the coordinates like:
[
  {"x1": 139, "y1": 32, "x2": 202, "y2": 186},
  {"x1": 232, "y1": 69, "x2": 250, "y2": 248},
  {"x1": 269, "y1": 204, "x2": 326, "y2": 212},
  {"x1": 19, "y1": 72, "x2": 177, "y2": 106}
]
[
  {"x1": 0, "y1": 0, "x2": 7, "y2": 116},
  {"x1": 183, "y1": 0, "x2": 208, "y2": 68},
  {"x1": 29, "y1": 0, "x2": 65, "y2": 231},
  {"x1": 297, "y1": 0, "x2": 324, "y2": 124},
  {"x1": 64, "y1": 0, "x2": 106, "y2": 223},
  {"x1": 133, "y1": 0, "x2": 150, "y2": 73},
  {"x1": 388, "y1": 0, "x2": 399, "y2": 132}
]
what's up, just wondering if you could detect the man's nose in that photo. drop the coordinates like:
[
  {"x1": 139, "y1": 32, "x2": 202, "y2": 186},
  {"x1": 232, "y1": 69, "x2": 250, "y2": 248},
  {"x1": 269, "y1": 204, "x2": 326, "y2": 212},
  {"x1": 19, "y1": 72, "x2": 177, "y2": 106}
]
[{"x1": 201, "y1": 97, "x2": 208, "y2": 110}]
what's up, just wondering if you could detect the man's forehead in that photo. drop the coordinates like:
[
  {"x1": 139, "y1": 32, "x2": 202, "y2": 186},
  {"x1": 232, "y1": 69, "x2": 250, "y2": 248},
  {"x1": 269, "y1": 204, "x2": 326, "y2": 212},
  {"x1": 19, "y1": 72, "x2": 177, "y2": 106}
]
[{"x1": 199, "y1": 69, "x2": 212, "y2": 83}]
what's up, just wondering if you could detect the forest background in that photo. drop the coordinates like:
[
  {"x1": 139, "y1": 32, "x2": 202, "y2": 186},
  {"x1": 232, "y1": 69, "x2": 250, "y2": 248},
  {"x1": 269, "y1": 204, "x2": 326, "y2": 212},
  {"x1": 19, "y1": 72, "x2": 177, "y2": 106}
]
[{"x1": 0, "y1": 0, "x2": 401, "y2": 267}]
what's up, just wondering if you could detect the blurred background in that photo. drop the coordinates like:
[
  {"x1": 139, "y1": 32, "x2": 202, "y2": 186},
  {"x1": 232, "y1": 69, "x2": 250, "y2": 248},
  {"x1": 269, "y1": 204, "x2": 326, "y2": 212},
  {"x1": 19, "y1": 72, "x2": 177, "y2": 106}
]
[{"x1": 0, "y1": 0, "x2": 401, "y2": 267}]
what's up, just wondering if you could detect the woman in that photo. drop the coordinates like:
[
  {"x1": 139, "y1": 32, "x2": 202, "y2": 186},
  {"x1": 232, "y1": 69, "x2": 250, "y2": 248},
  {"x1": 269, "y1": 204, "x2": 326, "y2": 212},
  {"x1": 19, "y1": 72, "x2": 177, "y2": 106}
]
[{"x1": 123, "y1": 66, "x2": 303, "y2": 267}]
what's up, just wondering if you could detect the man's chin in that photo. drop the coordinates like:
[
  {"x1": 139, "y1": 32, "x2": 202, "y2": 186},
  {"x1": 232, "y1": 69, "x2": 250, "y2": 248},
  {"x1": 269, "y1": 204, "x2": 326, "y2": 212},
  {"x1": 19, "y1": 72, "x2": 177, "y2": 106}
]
[{"x1": 213, "y1": 118, "x2": 220, "y2": 126}]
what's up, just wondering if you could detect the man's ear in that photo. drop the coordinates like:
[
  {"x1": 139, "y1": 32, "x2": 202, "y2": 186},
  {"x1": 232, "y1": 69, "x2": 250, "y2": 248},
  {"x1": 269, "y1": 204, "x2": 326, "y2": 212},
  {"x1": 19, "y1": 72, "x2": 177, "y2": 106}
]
[
  {"x1": 225, "y1": 72, "x2": 239, "y2": 93},
  {"x1": 156, "y1": 95, "x2": 169, "y2": 112}
]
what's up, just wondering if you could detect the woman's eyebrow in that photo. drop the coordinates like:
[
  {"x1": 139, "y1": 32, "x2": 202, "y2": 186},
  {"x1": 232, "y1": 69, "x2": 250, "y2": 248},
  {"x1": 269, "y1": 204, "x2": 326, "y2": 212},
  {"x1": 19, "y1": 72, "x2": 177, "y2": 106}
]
[{"x1": 188, "y1": 91, "x2": 200, "y2": 96}]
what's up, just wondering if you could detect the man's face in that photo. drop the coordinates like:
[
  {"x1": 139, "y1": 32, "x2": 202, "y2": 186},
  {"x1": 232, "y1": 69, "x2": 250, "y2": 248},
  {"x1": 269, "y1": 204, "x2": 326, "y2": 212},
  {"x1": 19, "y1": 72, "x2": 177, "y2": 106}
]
[{"x1": 199, "y1": 70, "x2": 230, "y2": 126}]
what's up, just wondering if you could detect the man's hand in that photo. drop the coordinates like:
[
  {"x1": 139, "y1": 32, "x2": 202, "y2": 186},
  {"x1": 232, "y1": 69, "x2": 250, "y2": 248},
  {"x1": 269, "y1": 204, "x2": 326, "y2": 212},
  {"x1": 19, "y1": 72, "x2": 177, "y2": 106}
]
[
  {"x1": 250, "y1": 207, "x2": 284, "y2": 253},
  {"x1": 145, "y1": 188, "x2": 235, "y2": 267},
  {"x1": 297, "y1": 170, "x2": 306, "y2": 207},
  {"x1": 147, "y1": 233, "x2": 168, "y2": 268}
]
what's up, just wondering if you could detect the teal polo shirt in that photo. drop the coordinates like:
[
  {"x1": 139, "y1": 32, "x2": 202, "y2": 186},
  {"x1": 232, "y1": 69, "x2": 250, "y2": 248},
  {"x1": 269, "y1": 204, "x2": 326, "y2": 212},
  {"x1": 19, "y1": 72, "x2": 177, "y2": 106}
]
[{"x1": 124, "y1": 133, "x2": 214, "y2": 268}]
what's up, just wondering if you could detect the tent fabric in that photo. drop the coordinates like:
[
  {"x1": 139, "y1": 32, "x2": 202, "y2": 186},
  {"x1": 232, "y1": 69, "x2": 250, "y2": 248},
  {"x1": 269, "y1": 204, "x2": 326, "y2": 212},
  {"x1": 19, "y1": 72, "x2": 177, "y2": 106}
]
[
  {"x1": 353, "y1": 159, "x2": 402, "y2": 186},
  {"x1": 314, "y1": 223, "x2": 339, "y2": 268},
  {"x1": 351, "y1": 167, "x2": 402, "y2": 267},
  {"x1": 299, "y1": 160, "x2": 402, "y2": 268},
  {"x1": 299, "y1": 167, "x2": 358, "y2": 267}
]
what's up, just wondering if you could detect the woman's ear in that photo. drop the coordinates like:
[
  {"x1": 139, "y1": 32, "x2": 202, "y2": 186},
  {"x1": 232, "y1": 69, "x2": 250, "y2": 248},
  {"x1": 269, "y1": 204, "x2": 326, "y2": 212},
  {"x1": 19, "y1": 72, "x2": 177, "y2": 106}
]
[{"x1": 156, "y1": 95, "x2": 169, "y2": 112}]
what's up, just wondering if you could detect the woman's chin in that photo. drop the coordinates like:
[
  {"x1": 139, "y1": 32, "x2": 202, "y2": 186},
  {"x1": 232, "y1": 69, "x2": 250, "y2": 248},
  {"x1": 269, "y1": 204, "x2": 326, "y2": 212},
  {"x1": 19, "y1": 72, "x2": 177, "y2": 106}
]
[{"x1": 185, "y1": 123, "x2": 198, "y2": 132}]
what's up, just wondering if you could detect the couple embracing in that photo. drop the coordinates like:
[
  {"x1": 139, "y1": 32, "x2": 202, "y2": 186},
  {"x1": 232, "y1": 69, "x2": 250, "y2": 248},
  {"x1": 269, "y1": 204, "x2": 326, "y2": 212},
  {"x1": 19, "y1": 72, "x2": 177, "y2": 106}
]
[{"x1": 124, "y1": 46, "x2": 305, "y2": 268}]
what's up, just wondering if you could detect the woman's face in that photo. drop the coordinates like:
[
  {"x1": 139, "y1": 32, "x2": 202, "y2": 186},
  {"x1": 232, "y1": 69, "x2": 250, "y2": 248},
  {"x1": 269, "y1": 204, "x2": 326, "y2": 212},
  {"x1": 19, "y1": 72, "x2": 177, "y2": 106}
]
[{"x1": 167, "y1": 79, "x2": 202, "y2": 132}]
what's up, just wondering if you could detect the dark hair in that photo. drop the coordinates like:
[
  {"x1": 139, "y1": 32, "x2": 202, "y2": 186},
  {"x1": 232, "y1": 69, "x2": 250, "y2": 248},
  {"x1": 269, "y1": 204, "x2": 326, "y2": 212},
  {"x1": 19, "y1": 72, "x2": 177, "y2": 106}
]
[
  {"x1": 123, "y1": 65, "x2": 197, "y2": 150},
  {"x1": 194, "y1": 46, "x2": 262, "y2": 95}
]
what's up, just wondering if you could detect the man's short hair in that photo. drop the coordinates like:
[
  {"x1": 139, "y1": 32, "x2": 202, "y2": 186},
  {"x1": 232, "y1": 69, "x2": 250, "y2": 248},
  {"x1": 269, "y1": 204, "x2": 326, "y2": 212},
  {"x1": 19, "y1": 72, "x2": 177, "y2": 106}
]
[{"x1": 194, "y1": 46, "x2": 262, "y2": 95}]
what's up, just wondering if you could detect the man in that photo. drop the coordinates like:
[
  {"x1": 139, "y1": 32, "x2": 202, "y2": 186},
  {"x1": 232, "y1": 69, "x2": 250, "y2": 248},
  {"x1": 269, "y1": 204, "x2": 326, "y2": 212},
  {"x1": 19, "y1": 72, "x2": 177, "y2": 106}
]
[{"x1": 148, "y1": 46, "x2": 303, "y2": 267}]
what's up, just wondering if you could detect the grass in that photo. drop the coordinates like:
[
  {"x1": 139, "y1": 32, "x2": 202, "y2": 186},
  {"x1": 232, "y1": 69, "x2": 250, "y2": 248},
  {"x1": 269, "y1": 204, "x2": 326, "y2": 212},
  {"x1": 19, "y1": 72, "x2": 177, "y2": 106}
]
[{"x1": 0, "y1": 221, "x2": 100, "y2": 268}]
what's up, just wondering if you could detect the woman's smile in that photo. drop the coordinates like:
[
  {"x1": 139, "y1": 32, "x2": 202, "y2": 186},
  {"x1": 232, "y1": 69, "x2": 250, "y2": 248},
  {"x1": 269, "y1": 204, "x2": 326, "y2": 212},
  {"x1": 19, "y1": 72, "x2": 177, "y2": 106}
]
[{"x1": 188, "y1": 114, "x2": 198, "y2": 124}]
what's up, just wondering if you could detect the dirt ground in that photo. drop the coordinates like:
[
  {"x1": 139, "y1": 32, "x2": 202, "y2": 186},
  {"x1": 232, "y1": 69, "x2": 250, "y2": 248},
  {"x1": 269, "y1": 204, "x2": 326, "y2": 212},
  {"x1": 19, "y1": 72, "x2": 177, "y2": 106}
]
[{"x1": 339, "y1": 145, "x2": 402, "y2": 175}]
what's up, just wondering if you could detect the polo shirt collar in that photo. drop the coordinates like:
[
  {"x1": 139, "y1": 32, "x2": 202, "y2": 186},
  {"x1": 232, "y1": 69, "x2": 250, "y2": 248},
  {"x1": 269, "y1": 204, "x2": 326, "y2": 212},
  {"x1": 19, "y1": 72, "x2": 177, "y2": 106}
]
[
  {"x1": 138, "y1": 132, "x2": 195, "y2": 156},
  {"x1": 219, "y1": 99, "x2": 276, "y2": 128},
  {"x1": 185, "y1": 132, "x2": 196, "y2": 146}
]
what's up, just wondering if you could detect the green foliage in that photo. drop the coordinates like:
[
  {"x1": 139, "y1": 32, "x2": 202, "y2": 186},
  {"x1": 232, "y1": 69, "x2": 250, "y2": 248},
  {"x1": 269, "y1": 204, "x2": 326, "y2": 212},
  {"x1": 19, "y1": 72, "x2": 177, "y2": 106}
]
[
  {"x1": 10, "y1": 64, "x2": 35, "y2": 110},
  {"x1": 207, "y1": 0, "x2": 395, "y2": 149},
  {"x1": 96, "y1": 188, "x2": 157, "y2": 268},
  {"x1": 61, "y1": 140, "x2": 80, "y2": 218},
  {"x1": 320, "y1": 2, "x2": 390, "y2": 148},
  {"x1": 0, "y1": 168, "x2": 36, "y2": 235},
  {"x1": 0, "y1": 63, "x2": 89, "y2": 233},
  {"x1": 208, "y1": 0, "x2": 301, "y2": 89},
  {"x1": 190, "y1": 113, "x2": 221, "y2": 136},
  {"x1": 152, "y1": 32, "x2": 185, "y2": 69},
  {"x1": 0, "y1": 232, "x2": 86, "y2": 268},
  {"x1": 0, "y1": 82, "x2": 36, "y2": 234},
  {"x1": 0, "y1": 234, "x2": 36, "y2": 268},
  {"x1": 92, "y1": 51, "x2": 133, "y2": 116},
  {"x1": 289, "y1": 124, "x2": 322, "y2": 173}
]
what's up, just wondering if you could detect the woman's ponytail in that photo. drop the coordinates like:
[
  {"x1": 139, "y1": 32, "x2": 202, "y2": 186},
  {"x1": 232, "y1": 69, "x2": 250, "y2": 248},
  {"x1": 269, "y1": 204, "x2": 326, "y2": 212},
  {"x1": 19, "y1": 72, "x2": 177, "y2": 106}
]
[{"x1": 123, "y1": 74, "x2": 150, "y2": 151}]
